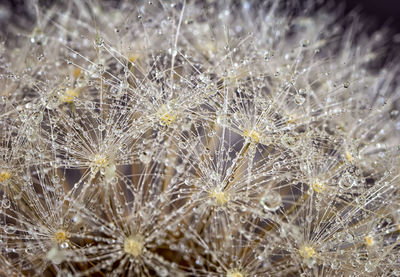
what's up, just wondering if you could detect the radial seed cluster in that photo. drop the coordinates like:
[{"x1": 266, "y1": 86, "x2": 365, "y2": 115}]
[{"x1": 0, "y1": 0, "x2": 400, "y2": 276}]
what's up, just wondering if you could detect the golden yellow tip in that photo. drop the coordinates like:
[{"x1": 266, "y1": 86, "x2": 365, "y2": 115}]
[
  {"x1": 124, "y1": 235, "x2": 144, "y2": 257},
  {"x1": 299, "y1": 245, "x2": 316, "y2": 259},
  {"x1": 128, "y1": 54, "x2": 139, "y2": 63},
  {"x1": 158, "y1": 104, "x2": 177, "y2": 126},
  {"x1": 60, "y1": 88, "x2": 79, "y2": 103},
  {"x1": 72, "y1": 67, "x2": 81, "y2": 78},
  {"x1": 227, "y1": 269, "x2": 244, "y2": 277},
  {"x1": 365, "y1": 235, "x2": 374, "y2": 247},
  {"x1": 312, "y1": 180, "x2": 326, "y2": 193},
  {"x1": 345, "y1": 151, "x2": 353, "y2": 163},
  {"x1": 209, "y1": 189, "x2": 229, "y2": 205},
  {"x1": 243, "y1": 129, "x2": 260, "y2": 143},
  {"x1": 287, "y1": 115, "x2": 296, "y2": 124},
  {"x1": 53, "y1": 230, "x2": 68, "y2": 244},
  {"x1": 0, "y1": 171, "x2": 12, "y2": 182},
  {"x1": 92, "y1": 154, "x2": 108, "y2": 167}
]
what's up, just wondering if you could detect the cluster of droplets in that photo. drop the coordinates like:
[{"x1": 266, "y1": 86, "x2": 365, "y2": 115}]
[{"x1": 0, "y1": 0, "x2": 400, "y2": 276}]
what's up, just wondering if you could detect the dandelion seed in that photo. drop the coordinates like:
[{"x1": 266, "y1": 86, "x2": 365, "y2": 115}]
[
  {"x1": 209, "y1": 189, "x2": 229, "y2": 205},
  {"x1": 59, "y1": 88, "x2": 79, "y2": 103},
  {"x1": 0, "y1": 170, "x2": 11, "y2": 182},
  {"x1": 365, "y1": 235, "x2": 375, "y2": 247},
  {"x1": 299, "y1": 245, "x2": 316, "y2": 259},
  {"x1": 312, "y1": 180, "x2": 326, "y2": 193},
  {"x1": 227, "y1": 269, "x2": 244, "y2": 277},
  {"x1": 243, "y1": 129, "x2": 260, "y2": 143},
  {"x1": 124, "y1": 235, "x2": 144, "y2": 257},
  {"x1": 53, "y1": 230, "x2": 69, "y2": 245},
  {"x1": 158, "y1": 104, "x2": 178, "y2": 126}
]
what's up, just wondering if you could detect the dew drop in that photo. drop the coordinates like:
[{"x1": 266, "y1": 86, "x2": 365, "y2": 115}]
[
  {"x1": 294, "y1": 94, "x2": 305, "y2": 105},
  {"x1": 338, "y1": 172, "x2": 357, "y2": 189},
  {"x1": 260, "y1": 189, "x2": 282, "y2": 211}
]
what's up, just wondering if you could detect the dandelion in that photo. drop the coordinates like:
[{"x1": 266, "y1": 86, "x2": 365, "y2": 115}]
[{"x1": 0, "y1": 0, "x2": 400, "y2": 276}]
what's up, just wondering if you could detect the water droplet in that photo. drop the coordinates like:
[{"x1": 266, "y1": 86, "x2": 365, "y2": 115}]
[
  {"x1": 2, "y1": 199, "x2": 10, "y2": 208},
  {"x1": 338, "y1": 172, "x2": 357, "y2": 189},
  {"x1": 260, "y1": 189, "x2": 282, "y2": 211},
  {"x1": 95, "y1": 36, "x2": 104, "y2": 47},
  {"x1": 294, "y1": 94, "x2": 305, "y2": 105},
  {"x1": 302, "y1": 39, "x2": 310, "y2": 47},
  {"x1": 4, "y1": 224, "x2": 16, "y2": 234}
]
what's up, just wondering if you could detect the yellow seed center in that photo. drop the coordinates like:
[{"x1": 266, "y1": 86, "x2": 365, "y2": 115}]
[
  {"x1": 209, "y1": 189, "x2": 229, "y2": 205},
  {"x1": 299, "y1": 245, "x2": 316, "y2": 259},
  {"x1": 72, "y1": 67, "x2": 81, "y2": 78},
  {"x1": 129, "y1": 54, "x2": 139, "y2": 63},
  {"x1": 160, "y1": 112, "x2": 177, "y2": 125},
  {"x1": 345, "y1": 151, "x2": 353, "y2": 162},
  {"x1": 124, "y1": 235, "x2": 144, "y2": 257},
  {"x1": 287, "y1": 115, "x2": 296, "y2": 124},
  {"x1": 53, "y1": 230, "x2": 68, "y2": 244},
  {"x1": 365, "y1": 235, "x2": 374, "y2": 247},
  {"x1": 92, "y1": 154, "x2": 108, "y2": 167},
  {"x1": 243, "y1": 129, "x2": 260, "y2": 143},
  {"x1": 157, "y1": 104, "x2": 177, "y2": 126},
  {"x1": 0, "y1": 171, "x2": 12, "y2": 182},
  {"x1": 312, "y1": 181, "x2": 325, "y2": 193},
  {"x1": 60, "y1": 88, "x2": 79, "y2": 103},
  {"x1": 227, "y1": 270, "x2": 244, "y2": 277}
]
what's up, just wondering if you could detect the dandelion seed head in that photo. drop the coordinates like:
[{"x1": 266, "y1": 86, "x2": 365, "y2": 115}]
[
  {"x1": 128, "y1": 53, "x2": 139, "y2": 63},
  {"x1": 227, "y1": 269, "x2": 244, "y2": 277},
  {"x1": 72, "y1": 67, "x2": 81, "y2": 78},
  {"x1": 53, "y1": 230, "x2": 69, "y2": 244},
  {"x1": 209, "y1": 189, "x2": 229, "y2": 206},
  {"x1": 365, "y1": 235, "x2": 375, "y2": 247},
  {"x1": 59, "y1": 88, "x2": 79, "y2": 103},
  {"x1": 243, "y1": 129, "x2": 260, "y2": 143},
  {"x1": 158, "y1": 104, "x2": 178, "y2": 126},
  {"x1": 1, "y1": 0, "x2": 400, "y2": 275},
  {"x1": 124, "y1": 235, "x2": 144, "y2": 258},
  {"x1": 312, "y1": 179, "x2": 326, "y2": 193},
  {"x1": 0, "y1": 171, "x2": 11, "y2": 182},
  {"x1": 345, "y1": 151, "x2": 353, "y2": 163},
  {"x1": 92, "y1": 153, "x2": 108, "y2": 167},
  {"x1": 299, "y1": 245, "x2": 316, "y2": 259}
]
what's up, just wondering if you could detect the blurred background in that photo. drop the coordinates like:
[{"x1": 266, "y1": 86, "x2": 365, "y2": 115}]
[
  {"x1": 1, "y1": 0, "x2": 400, "y2": 30},
  {"x1": 0, "y1": 0, "x2": 399, "y2": 46},
  {"x1": 342, "y1": 0, "x2": 400, "y2": 34}
]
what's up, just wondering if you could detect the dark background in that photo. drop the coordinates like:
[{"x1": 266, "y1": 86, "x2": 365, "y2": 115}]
[{"x1": 343, "y1": 0, "x2": 400, "y2": 32}]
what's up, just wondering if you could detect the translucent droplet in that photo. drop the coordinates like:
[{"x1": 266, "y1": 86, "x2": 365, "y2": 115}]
[
  {"x1": 139, "y1": 153, "x2": 151, "y2": 164},
  {"x1": 260, "y1": 190, "x2": 282, "y2": 211},
  {"x1": 390, "y1": 110, "x2": 399, "y2": 117},
  {"x1": 338, "y1": 172, "x2": 357, "y2": 189},
  {"x1": 302, "y1": 39, "x2": 310, "y2": 47},
  {"x1": 4, "y1": 224, "x2": 16, "y2": 234},
  {"x1": 294, "y1": 94, "x2": 305, "y2": 105},
  {"x1": 95, "y1": 36, "x2": 104, "y2": 47},
  {"x1": 47, "y1": 247, "x2": 65, "y2": 264},
  {"x1": 97, "y1": 63, "x2": 105, "y2": 74},
  {"x1": 2, "y1": 199, "x2": 10, "y2": 208}
]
